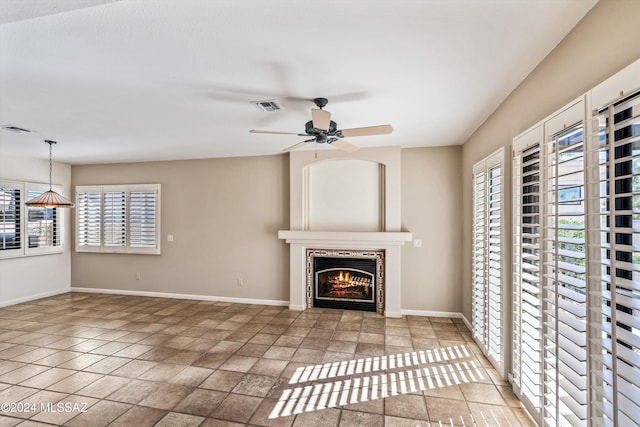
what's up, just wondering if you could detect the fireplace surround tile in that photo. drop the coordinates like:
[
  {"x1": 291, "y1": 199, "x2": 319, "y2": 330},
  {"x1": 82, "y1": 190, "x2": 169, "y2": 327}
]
[{"x1": 278, "y1": 231, "x2": 411, "y2": 317}]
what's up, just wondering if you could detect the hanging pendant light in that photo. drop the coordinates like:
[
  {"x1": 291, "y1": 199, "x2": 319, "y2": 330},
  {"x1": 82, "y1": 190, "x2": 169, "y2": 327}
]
[{"x1": 25, "y1": 140, "x2": 75, "y2": 208}]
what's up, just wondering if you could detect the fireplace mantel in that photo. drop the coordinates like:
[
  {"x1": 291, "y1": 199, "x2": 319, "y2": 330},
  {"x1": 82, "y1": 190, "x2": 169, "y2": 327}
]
[
  {"x1": 278, "y1": 230, "x2": 412, "y2": 247},
  {"x1": 278, "y1": 230, "x2": 412, "y2": 317}
]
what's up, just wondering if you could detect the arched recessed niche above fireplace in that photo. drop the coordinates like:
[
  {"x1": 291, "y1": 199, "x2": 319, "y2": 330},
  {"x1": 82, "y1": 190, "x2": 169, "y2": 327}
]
[{"x1": 306, "y1": 159, "x2": 384, "y2": 232}]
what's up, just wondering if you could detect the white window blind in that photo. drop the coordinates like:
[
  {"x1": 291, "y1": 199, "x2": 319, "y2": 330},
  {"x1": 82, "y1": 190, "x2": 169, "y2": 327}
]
[
  {"x1": 472, "y1": 167, "x2": 487, "y2": 346},
  {"x1": 509, "y1": 59, "x2": 640, "y2": 426},
  {"x1": 103, "y1": 191, "x2": 127, "y2": 248},
  {"x1": 589, "y1": 90, "x2": 640, "y2": 427},
  {"x1": 513, "y1": 102, "x2": 588, "y2": 427},
  {"x1": 26, "y1": 189, "x2": 59, "y2": 250},
  {"x1": 0, "y1": 182, "x2": 21, "y2": 252},
  {"x1": 75, "y1": 184, "x2": 160, "y2": 254},
  {"x1": 472, "y1": 149, "x2": 506, "y2": 376},
  {"x1": 76, "y1": 188, "x2": 101, "y2": 247},
  {"x1": 513, "y1": 134, "x2": 544, "y2": 417},
  {"x1": 129, "y1": 190, "x2": 157, "y2": 248},
  {"x1": 487, "y1": 164, "x2": 503, "y2": 363},
  {"x1": 0, "y1": 180, "x2": 65, "y2": 258},
  {"x1": 542, "y1": 119, "x2": 588, "y2": 427}
]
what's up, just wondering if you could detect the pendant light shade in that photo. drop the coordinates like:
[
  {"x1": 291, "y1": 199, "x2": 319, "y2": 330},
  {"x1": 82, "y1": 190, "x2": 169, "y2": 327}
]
[
  {"x1": 24, "y1": 189, "x2": 75, "y2": 208},
  {"x1": 25, "y1": 140, "x2": 75, "y2": 208}
]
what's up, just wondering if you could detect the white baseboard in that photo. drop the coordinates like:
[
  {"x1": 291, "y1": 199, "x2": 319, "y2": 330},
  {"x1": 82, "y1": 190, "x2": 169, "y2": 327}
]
[
  {"x1": 70, "y1": 287, "x2": 289, "y2": 307},
  {"x1": 384, "y1": 310, "x2": 403, "y2": 318},
  {"x1": 401, "y1": 309, "x2": 466, "y2": 319},
  {"x1": 0, "y1": 287, "x2": 70, "y2": 308},
  {"x1": 66, "y1": 289, "x2": 468, "y2": 319},
  {"x1": 460, "y1": 314, "x2": 472, "y2": 331}
]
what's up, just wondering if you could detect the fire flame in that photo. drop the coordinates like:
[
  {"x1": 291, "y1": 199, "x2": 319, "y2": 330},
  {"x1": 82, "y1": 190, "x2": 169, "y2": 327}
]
[{"x1": 338, "y1": 271, "x2": 352, "y2": 282}]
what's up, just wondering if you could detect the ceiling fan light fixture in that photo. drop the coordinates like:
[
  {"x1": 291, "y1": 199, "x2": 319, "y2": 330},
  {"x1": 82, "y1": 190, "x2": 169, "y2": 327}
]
[
  {"x1": 25, "y1": 140, "x2": 75, "y2": 209},
  {"x1": 252, "y1": 99, "x2": 283, "y2": 112}
]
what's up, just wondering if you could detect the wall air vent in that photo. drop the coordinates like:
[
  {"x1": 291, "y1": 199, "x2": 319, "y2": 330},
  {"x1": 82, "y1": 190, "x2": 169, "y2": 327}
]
[
  {"x1": 252, "y1": 99, "x2": 284, "y2": 112},
  {"x1": 1, "y1": 125, "x2": 31, "y2": 134}
]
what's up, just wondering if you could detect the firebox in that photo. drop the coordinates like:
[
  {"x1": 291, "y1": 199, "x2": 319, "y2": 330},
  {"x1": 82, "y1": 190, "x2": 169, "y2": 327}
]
[{"x1": 306, "y1": 249, "x2": 384, "y2": 313}]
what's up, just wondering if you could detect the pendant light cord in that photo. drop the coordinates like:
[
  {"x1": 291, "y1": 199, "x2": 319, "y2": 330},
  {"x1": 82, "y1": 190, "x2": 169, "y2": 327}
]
[
  {"x1": 48, "y1": 141, "x2": 53, "y2": 191},
  {"x1": 44, "y1": 139, "x2": 56, "y2": 191}
]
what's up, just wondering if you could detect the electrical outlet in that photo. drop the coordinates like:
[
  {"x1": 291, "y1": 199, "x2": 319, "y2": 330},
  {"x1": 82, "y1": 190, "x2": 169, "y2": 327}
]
[
  {"x1": 135, "y1": 272, "x2": 141, "y2": 280},
  {"x1": 413, "y1": 239, "x2": 422, "y2": 247},
  {"x1": 237, "y1": 277, "x2": 243, "y2": 286}
]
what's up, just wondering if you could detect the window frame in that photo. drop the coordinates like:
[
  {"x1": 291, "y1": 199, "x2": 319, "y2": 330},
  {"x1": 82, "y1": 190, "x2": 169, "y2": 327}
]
[
  {"x1": 511, "y1": 100, "x2": 590, "y2": 427},
  {"x1": 541, "y1": 100, "x2": 589, "y2": 426},
  {"x1": 0, "y1": 179, "x2": 66, "y2": 259},
  {"x1": 75, "y1": 184, "x2": 161, "y2": 255},
  {"x1": 511, "y1": 89, "x2": 640, "y2": 426},
  {"x1": 472, "y1": 147, "x2": 509, "y2": 379},
  {"x1": 587, "y1": 89, "x2": 640, "y2": 427}
]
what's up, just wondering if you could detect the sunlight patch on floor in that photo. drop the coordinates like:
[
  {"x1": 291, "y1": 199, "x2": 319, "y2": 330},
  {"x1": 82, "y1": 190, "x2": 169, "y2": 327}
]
[
  {"x1": 270, "y1": 345, "x2": 484, "y2": 420},
  {"x1": 288, "y1": 345, "x2": 471, "y2": 385}
]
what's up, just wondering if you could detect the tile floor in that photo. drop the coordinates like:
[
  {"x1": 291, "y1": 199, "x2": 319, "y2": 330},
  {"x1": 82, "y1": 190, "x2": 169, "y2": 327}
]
[{"x1": 0, "y1": 293, "x2": 537, "y2": 426}]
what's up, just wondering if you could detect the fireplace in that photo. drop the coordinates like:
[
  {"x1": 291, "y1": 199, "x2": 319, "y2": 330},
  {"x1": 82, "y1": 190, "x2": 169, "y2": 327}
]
[
  {"x1": 279, "y1": 147, "x2": 412, "y2": 317},
  {"x1": 306, "y1": 249, "x2": 384, "y2": 314}
]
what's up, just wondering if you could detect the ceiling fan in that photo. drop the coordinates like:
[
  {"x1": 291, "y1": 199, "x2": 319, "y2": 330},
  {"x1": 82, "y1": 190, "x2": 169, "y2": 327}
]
[{"x1": 249, "y1": 97, "x2": 393, "y2": 153}]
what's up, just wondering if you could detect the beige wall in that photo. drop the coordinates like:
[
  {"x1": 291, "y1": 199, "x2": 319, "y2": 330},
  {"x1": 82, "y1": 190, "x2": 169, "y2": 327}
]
[
  {"x1": 401, "y1": 146, "x2": 462, "y2": 313},
  {"x1": 71, "y1": 146, "x2": 464, "y2": 313},
  {"x1": 71, "y1": 154, "x2": 290, "y2": 303},
  {"x1": 461, "y1": 0, "x2": 640, "y2": 320},
  {"x1": 0, "y1": 152, "x2": 72, "y2": 306}
]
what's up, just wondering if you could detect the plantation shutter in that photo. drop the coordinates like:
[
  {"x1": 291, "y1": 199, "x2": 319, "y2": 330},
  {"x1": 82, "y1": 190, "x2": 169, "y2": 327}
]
[
  {"x1": 75, "y1": 184, "x2": 160, "y2": 254},
  {"x1": 471, "y1": 149, "x2": 506, "y2": 376},
  {"x1": 103, "y1": 190, "x2": 127, "y2": 249},
  {"x1": 76, "y1": 188, "x2": 102, "y2": 248},
  {"x1": 542, "y1": 106, "x2": 588, "y2": 426},
  {"x1": 128, "y1": 187, "x2": 158, "y2": 250},
  {"x1": 487, "y1": 163, "x2": 502, "y2": 363},
  {"x1": 472, "y1": 166, "x2": 487, "y2": 346},
  {"x1": 25, "y1": 185, "x2": 61, "y2": 251},
  {"x1": 513, "y1": 127, "x2": 544, "y2": 417},
  {"x1": 590, "y1": 90, "x2": 640, "y2": 427},
  {"x1": 26, "y1": 199, "x2": 54, "y2": 247},
  {"x1": 0, "y1": 182, "x2": 21, "y2": 252}
]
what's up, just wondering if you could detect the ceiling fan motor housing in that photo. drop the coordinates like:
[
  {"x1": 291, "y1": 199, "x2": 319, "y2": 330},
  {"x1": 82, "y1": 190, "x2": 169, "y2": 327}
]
[
  {"x1": 313, "y1": 97, "x2": 328, "y2": 109},
  {"x1": 305, "y1": 120, "x2": 337, "y2": 137}
]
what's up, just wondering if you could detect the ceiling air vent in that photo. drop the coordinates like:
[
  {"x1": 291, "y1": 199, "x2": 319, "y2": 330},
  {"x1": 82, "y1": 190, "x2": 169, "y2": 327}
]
[
  {"x1": 1, "y1": 125, "x2": 31, "y2": 134},
  {"x1": 252, "y1": 99, "x2": 284, "y2": 112}
]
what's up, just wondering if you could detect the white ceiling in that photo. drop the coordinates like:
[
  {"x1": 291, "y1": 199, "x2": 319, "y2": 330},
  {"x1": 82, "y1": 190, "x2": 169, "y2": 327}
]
[{"x1": 0, "y1": 0, "x2": 597, "y2": 165}]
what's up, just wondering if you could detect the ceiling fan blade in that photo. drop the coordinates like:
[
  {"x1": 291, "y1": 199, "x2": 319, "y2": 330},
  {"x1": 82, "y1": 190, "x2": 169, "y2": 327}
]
[
  {"x1": 311, "y1": 108, "x2": 331, "y2": 131},
  {"x1": 339, "y1": 124, "x2": 393, "y2": 137},
  {"x1": 250, "y1": 130, "x2": 306, "y2": 136},
  {"x1": 330, "y1": 139, "x2": 360, "y2": 153},
  {"x1": 282, "y1": 141, "x2": 309, "y2": 152}
]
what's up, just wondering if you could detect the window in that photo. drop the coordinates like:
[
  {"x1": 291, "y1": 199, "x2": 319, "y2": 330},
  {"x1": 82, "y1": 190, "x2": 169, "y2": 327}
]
[
  {"x1": 513, "y1": 101, "x2": 588, "y2": 426},
  {"x1": 590, "y1": 90, "x2": 640, "y2": 427},
  {"x1": 542, "y1": 115, "x2": 587, "y2": 426},
  {"x1": 26, "y1": 186, "x2": 61, "y2": 253},
  {"x1": 75, "y1": 184, "x2": 161, "y2": 254},
  {"x1": 0, "y1": 180, "x2": 65, "y2": 259},
  {"x1": 512, "y1": 90, "x2": 640, "y2": 427},
  {"x1": 0, "y1": 182, "x2": 21, "y2": 253},
  {"x1": 472, "y1": 148, "x2": 506, "y2": 376},
  {"x1": 512, "y1": 131, "x2": 543, "y2": 417}
]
